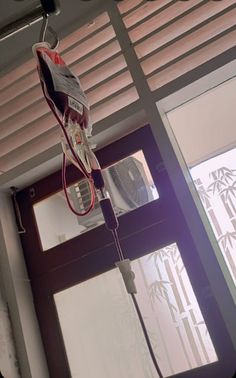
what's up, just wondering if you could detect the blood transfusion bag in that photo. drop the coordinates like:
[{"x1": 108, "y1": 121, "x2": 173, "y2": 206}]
[
  {"x1": 33, "y1": 42, "x2": 101, "y2": 217},
  {"x1": 33, "y1": 42, "x2": 98, "y2": 180},
  {"x1": 33, "y1": 42, "x2": 91, "y2": 134}
]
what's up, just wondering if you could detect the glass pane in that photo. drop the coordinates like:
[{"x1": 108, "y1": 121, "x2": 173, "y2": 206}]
[
  {"x1": 54, "y1": 243, "x2": 217, "y2": 378},
  {"x1": 191, "y1": 148, "x2": 236, "y2": 286},
  {"x1": 34, "y1": 151, "x2": 158, "y2": 251},
  {"x1": 166, "y1": 78, "x2": 236, "y2": 288}
]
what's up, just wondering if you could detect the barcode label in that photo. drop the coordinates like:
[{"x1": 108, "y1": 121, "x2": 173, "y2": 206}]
[{"x1": 68, "y1": 97, "x2": 83, "y2": 115}]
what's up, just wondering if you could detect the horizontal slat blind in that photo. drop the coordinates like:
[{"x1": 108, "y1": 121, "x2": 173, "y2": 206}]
[
  {"x1": 59, "y1": 12, "x2": 110, "y2": 51},
  {"x1": 117, "y1": 0, "x2": 144, "y2": 15},
  {"x1": 141, "y1": 9, "x2": 236, "y2": 75},
  {"x1": 118, "y1": 0, "x2": 236, "y2": 92},
  {"x1": 129, "y1": 0, "x2": 202, "y2": 42},
  {"x1": 0, "y1": 11, "x2": 138, "y2": 172},
  {"x1": 135, "y1": 0, "x2": 235, "y2": 58},
  {"x1": 147, "y1": 29, "x2": 236, "y2": 91},
  {"x1": 0, "y1": 87, "x2": 140, "y2": 172},
  {"x1": 122, "y1": 0, "x2": 173, "y2": 28},
  {"x1": 71, "y1": 40, "x2": 121, "y2": 76},
  {"x1": 91, "y1": 86, "x2": 139, "y2": 124},
  {"x1": 0, "y1": 0, "x2": 235, "y2": 174},
  {"x1": 0, "y1": 128, "x2": 61, "y2": 173}
]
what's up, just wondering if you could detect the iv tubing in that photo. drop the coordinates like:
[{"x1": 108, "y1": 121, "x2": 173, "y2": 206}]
[
  {"x1": 62, "y1": 153, "x2": 95, "y2": 216},
  {"x1": 131, "y1": 293, "x2": 163, "y2": 378},
  {"x1": 61, "y1": 139, "x2": 84, "y2": 172},
  {"x1": 60, "y1": 118, "x2": 89, "y2": 178},
  {"x1": 112, "y1": 229, "x2": 124, "y2": 261}
]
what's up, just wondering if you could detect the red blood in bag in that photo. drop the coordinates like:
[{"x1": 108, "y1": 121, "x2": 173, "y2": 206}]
[{"x1": 35, "y1": 46, "x2": 90, "y2": 130}]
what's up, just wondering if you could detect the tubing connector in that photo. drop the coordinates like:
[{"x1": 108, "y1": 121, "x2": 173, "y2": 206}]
[{"x1": 116, "y1": 259, "x2": 137, "y2": 294}]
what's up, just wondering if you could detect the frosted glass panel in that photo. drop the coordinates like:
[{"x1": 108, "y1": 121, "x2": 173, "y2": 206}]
[
  {"x1": 191, "y1": 148, "x2": 236, "y2": 286},
  {"x1": 55, "y1": 243, "x2": 217, "y2": 378},
  {"x1": 34, "y1": 150, "x2": 158, "y2": 251}
]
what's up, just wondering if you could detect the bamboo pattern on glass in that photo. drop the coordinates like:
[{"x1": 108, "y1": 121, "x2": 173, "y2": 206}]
[
  {"x1": 193, "y1": 153, "x2": 236, "y2": 285},
  {"x1": 133, "y1": 243, "x2": 217, "y2": 376}
]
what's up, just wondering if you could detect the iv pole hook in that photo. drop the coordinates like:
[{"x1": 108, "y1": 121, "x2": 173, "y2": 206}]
[
  {"x1": 39, "y1": 13, "x2": 59, "y2": 49},
  {"x1": 39, "y1": 13, "x2": 49, "y2": 42}
]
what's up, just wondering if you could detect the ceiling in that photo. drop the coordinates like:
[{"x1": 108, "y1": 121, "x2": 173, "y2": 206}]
[
  {"x1": 0, "y1": 0, "x2": 235, "y2": 191},
  {"x1": 0, "y1": 0, "x2": 102, "y2": 75}
]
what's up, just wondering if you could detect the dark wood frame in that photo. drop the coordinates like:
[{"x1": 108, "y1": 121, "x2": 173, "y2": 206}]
[{"x1": 17, "y1": 126, "x2": 236, "y2": 378}]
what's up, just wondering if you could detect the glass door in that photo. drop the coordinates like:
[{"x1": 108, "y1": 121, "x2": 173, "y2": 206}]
[{"x1": 54, "y1": 242, "x2": 218, "y2": 378}]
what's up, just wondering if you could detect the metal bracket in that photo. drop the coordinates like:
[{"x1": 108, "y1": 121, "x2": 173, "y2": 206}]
[
  {"x1": 0, "y1": 0, "x2": 60, "y2": 42},
  {"x1": 10, "y1": 187, "x2": 26, "y2": 234}
]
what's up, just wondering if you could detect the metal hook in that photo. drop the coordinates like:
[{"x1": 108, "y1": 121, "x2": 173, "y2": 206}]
[
  {"x1": 47, "y1": 25, "x2": 59, "y2": 49},
  {"x1": 39, "y1": 13, "x2": 49, "y2": 42},
  {"x1": 39, "y1": 13, "x2": 59, "y2": 49}
]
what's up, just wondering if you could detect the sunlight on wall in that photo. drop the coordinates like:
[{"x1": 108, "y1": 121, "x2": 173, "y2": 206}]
[
  {"x1": 167, "y1": 77, "x2": 236, "y2": 166},
  {"x1": 0, "y1": 290, "x2": 20, "y2": 378}
]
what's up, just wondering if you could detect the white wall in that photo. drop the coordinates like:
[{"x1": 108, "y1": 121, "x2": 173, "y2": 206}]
[
  {"x1": 167, "y1": 77, "x2": 236, "y2": 166},
  {"x1": 0, "y1": 287, "x2": 20, "y2": 378},
  {"x1": 0, "y1": 192, "x2": 49, "y2": 378}
]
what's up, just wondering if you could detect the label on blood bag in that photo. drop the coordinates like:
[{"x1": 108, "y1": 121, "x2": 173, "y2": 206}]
[
  {"x1": 42, "y1": 52, "x2": 89, "y2": 109},
  {"x1": 68, "y1": 96, "x2": 83, "y2": 115}
]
